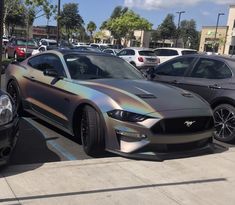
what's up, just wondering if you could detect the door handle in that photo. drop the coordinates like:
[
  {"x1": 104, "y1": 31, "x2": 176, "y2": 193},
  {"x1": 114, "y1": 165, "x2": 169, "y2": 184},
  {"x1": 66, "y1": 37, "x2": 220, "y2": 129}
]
[
  {"x1": 171, "y1": 80, "x2": 179, "y2": 84},
  {"x1": 208, "y1": 84, "x2": 221, "y2": 89}
]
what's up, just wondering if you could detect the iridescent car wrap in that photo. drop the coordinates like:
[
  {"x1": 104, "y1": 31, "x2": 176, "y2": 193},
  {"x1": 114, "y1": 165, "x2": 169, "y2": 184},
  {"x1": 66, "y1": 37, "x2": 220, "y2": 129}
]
[{"x1": 5, "y1": 50, "x2": 214, "y2": 160}]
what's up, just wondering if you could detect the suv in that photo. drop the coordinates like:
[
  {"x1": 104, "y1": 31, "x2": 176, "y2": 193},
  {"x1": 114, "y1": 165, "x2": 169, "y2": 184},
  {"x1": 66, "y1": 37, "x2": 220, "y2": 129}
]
[
  {"x1": 117, "y1": 47, "x2": 159, "y2": 70},
  {"x1": 5, "y1": 37, "x2": 38, "y2": 61},
  {"x1": 154, "y1": 47, "x2": 198, "y2": 64}
]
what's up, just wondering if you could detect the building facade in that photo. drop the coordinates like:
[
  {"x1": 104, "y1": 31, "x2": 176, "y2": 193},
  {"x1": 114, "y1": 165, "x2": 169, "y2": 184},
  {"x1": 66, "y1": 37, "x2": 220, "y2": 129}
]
[
  {"x1": 32, "y1": 26, "x2": 57, "y2": 40},
  {"x1": 199, "y1": 26, "x2": 228, "y2": 54},
  {"x1": 224, "y1": 5, "x2": 235, "y2": 55}
]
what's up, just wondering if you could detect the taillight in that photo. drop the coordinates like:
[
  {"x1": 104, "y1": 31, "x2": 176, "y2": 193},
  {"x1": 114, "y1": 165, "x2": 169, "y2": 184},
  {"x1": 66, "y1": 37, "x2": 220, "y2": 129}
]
[
  {"x1": 138, "y1": 57, "x2": 144, "y2": 62},
  {"x1": 16, "y1": 47, "x2": 26, "y2": 53}
]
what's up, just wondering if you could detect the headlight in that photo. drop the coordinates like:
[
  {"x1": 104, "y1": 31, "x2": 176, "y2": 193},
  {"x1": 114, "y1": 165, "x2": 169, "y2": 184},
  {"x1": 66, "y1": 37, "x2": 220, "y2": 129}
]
[
  {"x1": 107, "y1": 110, "x2": 149, "y2": 122},
  {"x1": 0, "y1": 95, "x2": 13, "y2": 125}
]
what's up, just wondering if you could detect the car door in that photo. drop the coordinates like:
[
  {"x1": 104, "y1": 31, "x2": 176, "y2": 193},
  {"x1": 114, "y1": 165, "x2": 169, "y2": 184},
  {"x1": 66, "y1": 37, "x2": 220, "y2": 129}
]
[
  {"x1": 25, "y1": 54, "x2": 71, "y2": 128},
  {"x1": 152, "y1": 56, "x2": 196, "y2": 89},
  {"x1": 181, "y1": 57, "x2": 233, "y2": 103}
]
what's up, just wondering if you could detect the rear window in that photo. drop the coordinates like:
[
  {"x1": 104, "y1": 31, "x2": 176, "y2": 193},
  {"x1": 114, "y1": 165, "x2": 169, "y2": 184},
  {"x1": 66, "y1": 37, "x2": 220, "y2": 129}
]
[
  {"x1": 154, "y1": 49, "x2": 178, "y2": 56},
  {"x1": 182, "y1": 50, "x2": 198, "y2": 55},
  {"x1": 138, "y1": 51, "x2": 156, "y2": 56}
]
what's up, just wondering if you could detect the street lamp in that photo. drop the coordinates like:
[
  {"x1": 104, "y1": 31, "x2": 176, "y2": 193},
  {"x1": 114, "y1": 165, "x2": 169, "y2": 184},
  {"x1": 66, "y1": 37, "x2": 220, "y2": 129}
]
[
  {"x1": 176, "y1": 11, "x2": 185, "y2": 47},
  {"x1": 213, "y1": 12, "x2": 225, "y2": 53},
  {"x1": 56, "y1": 0, "x2": 61, "y2": 46}
]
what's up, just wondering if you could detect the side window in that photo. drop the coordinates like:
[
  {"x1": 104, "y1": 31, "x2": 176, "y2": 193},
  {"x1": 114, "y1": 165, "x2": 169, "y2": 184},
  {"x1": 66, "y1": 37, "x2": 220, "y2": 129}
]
[
  {"x1": 41, "y1": 41, "x2": 47, "y2": 46},
  {"x1": 155, "y1": 57, "x2": 195, "y2": 76},
  {"x1": 118, "y1": 50, "x2": 127, "y2": 56},
  {"x1": 127, "y1": 49, "x2": 135, "y2": 55},
  {"x1": 28, "y1": 56, "x2": 44, "y2": 70},
  {"x1": 28, "y1": 54, "x2": 66, "y2": 76},
  {"x1": 190, "y1": 58, "x2": 232, "y2": 79}
]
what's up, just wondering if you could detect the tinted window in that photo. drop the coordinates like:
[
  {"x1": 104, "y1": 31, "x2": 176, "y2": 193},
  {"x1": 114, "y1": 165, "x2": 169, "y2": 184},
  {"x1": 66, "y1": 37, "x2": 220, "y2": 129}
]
[
  {"x1": 190, "y1": 58, "x2": 232, "y2": 79},
  {"x1": 104, "y1": 50, "x2": 113, "y2": 54},
  {"x1": 138, "y1": 51, "x2": 156, "y2": 56},
  {"x1": 155, "y1": 57, "x2": 195, "y2": 76},
  {"x1": 118, "y1": 50, "x2": 127, "y2": 56},
  {"x1": 28, "y1": 54, "x2": 65, "y2": 76},
  {"x1": 64, "y1": 54, "x2": 144, "y2": 80},
  {"x1": 181, "y1": 50, "x2": 198, "y2": 55},
  {"x1": 154, "y1": 49, "x2": 178, "y2": 56},
  {"x1": 126, "y1": 49, "x2": 135, "y2": 55}
]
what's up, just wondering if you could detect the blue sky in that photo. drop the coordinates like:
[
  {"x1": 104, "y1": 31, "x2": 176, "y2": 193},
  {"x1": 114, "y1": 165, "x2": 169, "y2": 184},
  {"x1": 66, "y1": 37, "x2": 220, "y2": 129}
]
[{"x1": 35, "y1": 0, "x2": 234, "y2": 31}]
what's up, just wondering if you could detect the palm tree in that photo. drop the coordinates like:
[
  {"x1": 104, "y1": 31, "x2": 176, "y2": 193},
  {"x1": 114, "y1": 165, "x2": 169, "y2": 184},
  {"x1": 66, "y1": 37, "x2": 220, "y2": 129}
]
[{"x1": 87, "y1": 21, "x2": 97, "y2": 42}]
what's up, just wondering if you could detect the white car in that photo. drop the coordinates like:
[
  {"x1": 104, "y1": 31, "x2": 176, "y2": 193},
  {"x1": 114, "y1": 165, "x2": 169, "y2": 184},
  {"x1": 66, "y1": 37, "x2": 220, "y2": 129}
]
[
  {"x1": 154, "y1": 47, "x2": 198, "y2": 64},
  {"x1": 39, "y1": 39, "x2": 57, "y2": 47},
  {"x1": 117, "y1": 47, "x2": 159, "y2": 71}
]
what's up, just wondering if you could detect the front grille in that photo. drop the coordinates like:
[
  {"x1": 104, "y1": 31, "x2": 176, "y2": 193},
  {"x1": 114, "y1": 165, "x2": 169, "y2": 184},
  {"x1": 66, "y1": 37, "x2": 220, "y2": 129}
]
[{"x1": 151, "y1": 116, "x2": 214, "y2": 134}]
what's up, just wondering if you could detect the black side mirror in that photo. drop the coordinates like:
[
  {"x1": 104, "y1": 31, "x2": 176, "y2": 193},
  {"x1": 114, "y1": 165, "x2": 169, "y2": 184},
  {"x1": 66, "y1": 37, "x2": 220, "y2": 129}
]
[{"x1": 43, "y1": 69, "x2": 61, "y2": 78}]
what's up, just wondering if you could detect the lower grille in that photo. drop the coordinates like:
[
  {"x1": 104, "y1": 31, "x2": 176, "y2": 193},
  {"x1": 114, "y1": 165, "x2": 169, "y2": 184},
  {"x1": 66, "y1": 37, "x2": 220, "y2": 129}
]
[{"x1": 151, "y1": 116, "x2": 214, "y2": 134}]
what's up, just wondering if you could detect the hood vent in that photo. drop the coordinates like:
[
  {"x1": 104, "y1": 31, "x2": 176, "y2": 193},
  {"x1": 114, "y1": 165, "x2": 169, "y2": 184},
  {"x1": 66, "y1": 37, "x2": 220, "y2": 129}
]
[{"x1": 136, "y1": 93, "x2": 157, "y2": 99}]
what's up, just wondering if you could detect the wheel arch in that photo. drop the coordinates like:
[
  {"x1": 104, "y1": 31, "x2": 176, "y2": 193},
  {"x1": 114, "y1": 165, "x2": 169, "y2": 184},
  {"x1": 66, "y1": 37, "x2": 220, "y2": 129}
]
[
  {"x1": 210, "y1": 97, "x2": 235, "y2": 109},
  {"x1": 72, "y1": 101, "x2": 106, "y2": 143}
]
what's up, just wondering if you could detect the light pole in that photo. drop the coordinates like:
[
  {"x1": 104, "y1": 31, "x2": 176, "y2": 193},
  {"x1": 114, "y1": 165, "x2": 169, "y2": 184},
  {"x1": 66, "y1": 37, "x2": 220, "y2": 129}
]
[
  {"x1": 0, "y1": 0, "x2": 4, "y2": 87},
  {"x1": 176, "y1": 11, "x2": 185, "y2": 47},
  {"x1": 56, "y1": 0, "x2": 61, "y2": 46},
  {"x1": 213, "y1": 12, "x2": 225, "y2": 53}
]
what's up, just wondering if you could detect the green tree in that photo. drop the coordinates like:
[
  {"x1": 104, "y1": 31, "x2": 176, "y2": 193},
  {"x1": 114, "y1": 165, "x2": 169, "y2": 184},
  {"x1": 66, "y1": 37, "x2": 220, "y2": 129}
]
[
  {"x1": 157, "y1": 14, "x2": 177, "y2": 44},
  {"x1": 3, "y1": 0, "x2": 22, "y2": 36},
  {"x1": 179, "y1": 19, "x2": 199, "y2": 49},
  {"x1": 60, "y1": 3, "x2": 84, "y2": 40},
  {"x1": 106, "y1": 10, "x2": 152, "y2": 45},
  {"x1": 87, "y1": 21, "x2": 97, "y2": 42},
  {"x1": 110, "y1": 6, "x2": 128, "y2": 19}
]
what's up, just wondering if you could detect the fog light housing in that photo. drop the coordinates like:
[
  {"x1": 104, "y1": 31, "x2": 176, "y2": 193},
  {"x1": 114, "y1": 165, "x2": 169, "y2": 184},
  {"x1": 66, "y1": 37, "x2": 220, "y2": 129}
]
[{"x1": 116, "y1": 129, "x2": 147, "y2": 140}]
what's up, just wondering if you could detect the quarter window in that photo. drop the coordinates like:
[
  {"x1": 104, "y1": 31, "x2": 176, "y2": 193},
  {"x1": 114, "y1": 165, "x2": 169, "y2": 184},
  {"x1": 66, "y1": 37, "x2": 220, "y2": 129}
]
[
  {"x1": 155, "y1": 57, "x2": 195, "y2": 76},
  {"x1": 190, "y1": 58, "x2": 232, "y2": 79}
]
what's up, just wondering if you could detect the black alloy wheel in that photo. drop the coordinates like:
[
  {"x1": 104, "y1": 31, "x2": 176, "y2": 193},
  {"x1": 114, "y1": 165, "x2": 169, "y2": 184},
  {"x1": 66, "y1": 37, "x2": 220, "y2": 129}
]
[
  {"x1": 213, "y1": 104, "x2": 235, "y2": 143},
  {"x1": 7, "y1": 81, "x2": 23, "y2": 116},
  {"x1": 80, "y1": 105, "x2": 105, "y2": 156}
]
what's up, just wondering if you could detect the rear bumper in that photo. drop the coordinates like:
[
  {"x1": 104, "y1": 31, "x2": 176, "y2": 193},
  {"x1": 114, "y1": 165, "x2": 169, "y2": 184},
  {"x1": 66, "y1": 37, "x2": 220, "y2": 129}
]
[{"x1": 0, "y1": 117, "x2": 19, "y2": 166}]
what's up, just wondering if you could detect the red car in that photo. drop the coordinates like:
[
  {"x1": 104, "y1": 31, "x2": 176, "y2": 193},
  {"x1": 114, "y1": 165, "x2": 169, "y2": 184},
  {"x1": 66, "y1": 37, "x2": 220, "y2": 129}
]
[{"x1": 5, "y1": 37, "x2": 38, "y2": 61}]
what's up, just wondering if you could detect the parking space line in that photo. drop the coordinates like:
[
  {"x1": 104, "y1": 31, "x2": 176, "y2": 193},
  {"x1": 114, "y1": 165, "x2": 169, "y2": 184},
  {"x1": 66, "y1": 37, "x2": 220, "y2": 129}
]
[{"x1": 23, "y1": 117, "x2": 77, "y2": 161}]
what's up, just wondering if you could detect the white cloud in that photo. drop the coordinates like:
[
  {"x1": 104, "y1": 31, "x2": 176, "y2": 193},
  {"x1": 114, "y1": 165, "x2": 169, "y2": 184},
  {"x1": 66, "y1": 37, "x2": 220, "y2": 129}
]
[{"x1": 124, "y1": 0, "x2": 234, "y2": 10}]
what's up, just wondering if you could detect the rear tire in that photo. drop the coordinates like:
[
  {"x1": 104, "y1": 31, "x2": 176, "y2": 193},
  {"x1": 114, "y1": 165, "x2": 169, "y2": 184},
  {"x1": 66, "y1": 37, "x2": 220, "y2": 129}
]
[
  {"x1": 80, "y1": 105, "x2": 105, "y2": 156},
  {"x1": 7, "y1": 80, "x2": 24, "y2": 116},
  {"x1": 213, "y1": 104, "x2": 235, "y2": 143}
]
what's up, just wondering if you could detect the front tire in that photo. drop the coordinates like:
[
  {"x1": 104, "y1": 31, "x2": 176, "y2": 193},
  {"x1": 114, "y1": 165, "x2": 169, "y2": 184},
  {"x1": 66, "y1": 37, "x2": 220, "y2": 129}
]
[
  {"x1": 81, "y1": 105, "x2": 105, "y2": 156},
  {"x1": 213, "y1": 104, "x2": 235, "y2": 143}
]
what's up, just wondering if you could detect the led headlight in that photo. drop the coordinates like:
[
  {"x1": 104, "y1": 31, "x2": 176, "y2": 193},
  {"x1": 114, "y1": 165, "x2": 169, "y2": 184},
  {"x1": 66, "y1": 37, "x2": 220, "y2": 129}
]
[
  {"x1": 107, "y1": 110, "x2": 149, "y2": 122},
  {"x1": 0, "y1": 95, "x2": 13, "y2": 125}
]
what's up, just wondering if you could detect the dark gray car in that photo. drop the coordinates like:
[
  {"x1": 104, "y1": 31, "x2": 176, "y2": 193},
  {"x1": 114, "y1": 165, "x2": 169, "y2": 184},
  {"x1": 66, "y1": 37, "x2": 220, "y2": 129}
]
[{"x1": 150, "y1": 54, "x2": 235, "y2": 143}]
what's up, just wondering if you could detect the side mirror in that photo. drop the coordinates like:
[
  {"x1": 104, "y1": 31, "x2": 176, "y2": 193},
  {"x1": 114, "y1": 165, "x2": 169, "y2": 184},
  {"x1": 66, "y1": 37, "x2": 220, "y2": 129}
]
[{"x1": 43, "y1": 69, "x2": 61, "y2": 78}]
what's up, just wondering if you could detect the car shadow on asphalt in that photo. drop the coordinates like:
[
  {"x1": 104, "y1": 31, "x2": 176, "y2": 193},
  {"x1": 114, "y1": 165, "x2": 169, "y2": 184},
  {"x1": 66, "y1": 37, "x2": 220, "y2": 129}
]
[{"x1": 0, "y1": 118, "x2": 61, "y2": 177}]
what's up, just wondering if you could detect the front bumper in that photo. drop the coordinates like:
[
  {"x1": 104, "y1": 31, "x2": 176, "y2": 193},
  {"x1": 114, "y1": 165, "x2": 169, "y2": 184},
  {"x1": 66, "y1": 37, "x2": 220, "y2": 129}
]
[
  {"x1": 0, "y1": 117, "x2": 19, "y2": 165},
  {"x1": 104, "y1": 111, "x2": 215, "y2": 161}
]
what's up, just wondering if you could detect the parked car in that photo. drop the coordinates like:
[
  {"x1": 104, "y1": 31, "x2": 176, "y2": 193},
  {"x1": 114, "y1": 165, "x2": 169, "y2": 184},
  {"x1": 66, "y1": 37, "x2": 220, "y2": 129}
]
[
  {"x1": 117, "y1": 47, "x2": 160, "y2": 71},
  {"x1": 5, "y1": 37, "x2": 38, "y2": 61},
  {"x1": 32, "y1": 44, "x2": 58, "y2": 55},
  {"x1": 71, "y1": 45, "x2": 101, "y2": 52},
  {"x1": 154, "y1": 47, "x2": 198, "y2": 64},
  {"x1": 39, "y1": 39, "x2": 57, "y2": 47},
  {"x1": 5, "y1": 50, "x2": 214, "y2": 160},
  {"x1": 149, "y1": 54, "x2": 235, "y2": 143},
  {"x1": 90, "y1": 43, "x2": 110, "y2": 51},
  {"x1": 103, "y1": 48, "x2": 120, "y2": 55},
  {"x1": 0, "y1": 90, "x2": 19, "y2": 165}
]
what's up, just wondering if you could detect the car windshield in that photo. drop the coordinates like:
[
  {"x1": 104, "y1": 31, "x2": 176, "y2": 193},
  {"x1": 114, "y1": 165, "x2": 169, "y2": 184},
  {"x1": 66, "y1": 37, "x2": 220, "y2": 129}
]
[
  {"x1": 64, "y1": 54, "x2": 144, "y2": 80},
  {"x1": 182, "y1": 50, "x2": 198, "y2": 55},
  {"x1": 138, "y1": 50, "x2": 156, "y2": 56},
  {"x1": 16, "y1": 39, "x2": 37, "y2": 46}
]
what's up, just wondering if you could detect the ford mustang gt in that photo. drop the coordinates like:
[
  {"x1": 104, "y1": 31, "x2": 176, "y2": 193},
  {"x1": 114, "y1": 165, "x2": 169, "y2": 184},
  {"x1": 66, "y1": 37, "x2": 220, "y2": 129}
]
[{"x1": 5, "y1": 50, "x2": 214, "y2": 160}]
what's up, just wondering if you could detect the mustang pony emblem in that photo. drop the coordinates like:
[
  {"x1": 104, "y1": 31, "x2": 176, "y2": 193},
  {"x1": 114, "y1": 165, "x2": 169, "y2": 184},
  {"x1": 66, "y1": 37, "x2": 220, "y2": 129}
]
[{"x1": 184, "y1": 121, "x2": 196, "y2": 127}]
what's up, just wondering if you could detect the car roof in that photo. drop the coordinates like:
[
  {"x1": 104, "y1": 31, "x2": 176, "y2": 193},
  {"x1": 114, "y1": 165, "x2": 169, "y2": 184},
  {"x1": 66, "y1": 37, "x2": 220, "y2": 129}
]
[
  {"x1": 154, "y1": 47, "x2": 197, "y2": 51},
  {"x1": 122, "y1": 47, "x2": 154, "y2": 51}
]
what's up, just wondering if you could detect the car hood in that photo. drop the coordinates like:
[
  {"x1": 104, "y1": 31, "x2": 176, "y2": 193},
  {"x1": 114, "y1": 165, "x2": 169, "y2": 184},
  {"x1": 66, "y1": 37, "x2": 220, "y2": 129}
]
[{"x1": 76, "y1": 79, "x2": 210, "y2": 114}]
